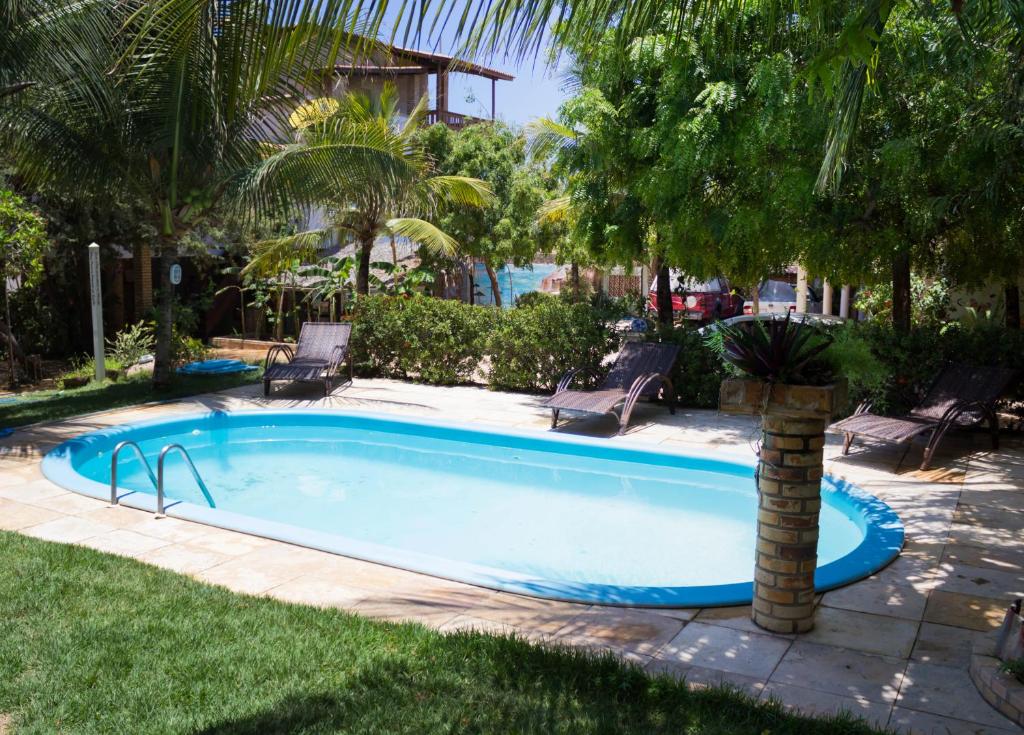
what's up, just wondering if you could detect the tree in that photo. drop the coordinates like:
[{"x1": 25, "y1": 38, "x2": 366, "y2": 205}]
[
  {"x1": 0, "y1": 190, "x2": 47, "y2": 387},
  {"x1": 804, "y1": 3, "x2": 1024, "y2": 330},
  {"x1": 2, "y1": 0, "x2": 404, "y2": 386},
  {"x1": 542, "y1": 15, "x2": 827, "y2": 316},
  {"x1": 244, "y1": 85, "x2": 493, "y2": 297},
  {"x1": 418, "y1": 121, "x2": 554, "y2": 306}
]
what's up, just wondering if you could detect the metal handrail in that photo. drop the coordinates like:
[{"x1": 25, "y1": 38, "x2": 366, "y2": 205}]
[
  {"x1": 110, "y1": 441, "x2": 158, "y2": 506},
  {"x1": 156, "y1": 444, "x2": 216, "y2": 515}
]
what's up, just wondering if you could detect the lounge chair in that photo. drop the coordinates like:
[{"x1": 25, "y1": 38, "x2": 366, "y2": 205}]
[
  {"x1": 546, "y1": 341, "x2": 680, "y2": 434},
  {"x1": 830, "y1": 364, "x2": 1016, "y2": 470},
  {"x1": 263, "y1": 322, "x2": 353, "y2": 397}
]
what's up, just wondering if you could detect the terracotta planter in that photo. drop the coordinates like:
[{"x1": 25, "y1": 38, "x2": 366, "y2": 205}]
[{"x1": 719, "y1": 377, "x2": 846, "y2": 634}]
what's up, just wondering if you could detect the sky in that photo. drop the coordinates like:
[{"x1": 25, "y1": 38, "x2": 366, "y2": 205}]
[{"x1": 377, "y1": 9, "x2": 571, "y2": 127}]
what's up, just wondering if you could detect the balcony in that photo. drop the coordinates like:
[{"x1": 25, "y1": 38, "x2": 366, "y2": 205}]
[{"x1": 425, "y1": 109, "x2": 488, "y2": 130}]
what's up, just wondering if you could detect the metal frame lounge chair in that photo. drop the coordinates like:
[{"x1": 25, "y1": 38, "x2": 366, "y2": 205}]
[
  {"x1": 830, "y1": 364, "x2": 1016, "y2": 470},
  {"x1": 546, "y1": 341, "x2": 680, "y2": 434},
  {"x1": 263, "y1": 322, "x2": 353, "y2": 397}
]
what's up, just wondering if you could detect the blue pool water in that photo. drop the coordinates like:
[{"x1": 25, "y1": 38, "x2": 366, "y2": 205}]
[
  {"x1": 42, "y1": 411, "x2": 903, "y2": 606},
  {"x1": 473, "y1": 263, "x2": 558, "y2": 307}
]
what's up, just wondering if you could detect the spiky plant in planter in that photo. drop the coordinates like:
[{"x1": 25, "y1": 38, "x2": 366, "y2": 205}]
[
  {"x1": 715, "y1": 314, "x2": 848, "y2": 635},
  {"x1": 717, "y1": 314, "x2": 834, "y2": 386}
]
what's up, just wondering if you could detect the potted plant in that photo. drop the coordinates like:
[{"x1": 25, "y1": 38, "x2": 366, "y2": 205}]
[{"x1": 714, "y1": 315, "x2": 849, "y2": 633}]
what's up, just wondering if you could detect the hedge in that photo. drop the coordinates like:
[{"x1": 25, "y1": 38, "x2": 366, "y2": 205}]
[
  {"x1": 350, "y1": 296, "x2": 497, "y2": 385},
  {"x1": 348, "y1": 295, "x2": 1024, "y2": 418},
  {"x1": 350, "y1": 294, "x2": 614, "y2": 391}
]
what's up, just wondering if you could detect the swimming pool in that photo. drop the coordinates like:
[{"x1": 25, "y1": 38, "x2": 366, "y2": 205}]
[{"x1": 42, "y1": 411, "x2": 903, "y2": 606}]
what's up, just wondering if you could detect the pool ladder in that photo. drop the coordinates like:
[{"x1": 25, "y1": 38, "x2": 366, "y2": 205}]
[{"x1": 110, "y1": 441, "x2": 216, "y2": 516}]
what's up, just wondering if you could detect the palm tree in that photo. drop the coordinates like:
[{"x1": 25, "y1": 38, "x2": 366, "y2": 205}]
[
  {"x1": 1, "y1": 0, "x2": 407, "y2": 385},
  {"x1": 243, "y1": 83, "x2": 494, "y2": 295}
]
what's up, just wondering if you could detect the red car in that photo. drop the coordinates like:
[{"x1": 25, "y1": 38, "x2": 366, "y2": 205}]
[{"x1": 648, "y1": 274, "x2": 744, "y2": 321}]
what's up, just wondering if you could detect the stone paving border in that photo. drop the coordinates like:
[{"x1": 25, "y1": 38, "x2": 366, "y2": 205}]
[
  {"x1": 1, "y1": 378, "x2": 1023, "y2": 734},
  {"x1": 972, "y1": 633, "x2": 1024, "y2": 728}
]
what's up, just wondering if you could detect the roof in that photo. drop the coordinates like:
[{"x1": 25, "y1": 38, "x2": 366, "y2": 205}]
[{"x1": 334, "y1": 38, "x2": 514, "y2": 82}]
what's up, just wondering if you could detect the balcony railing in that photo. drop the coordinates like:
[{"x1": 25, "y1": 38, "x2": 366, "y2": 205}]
[{"x1": 425, "y1": 110, "x2": 488, "y2": 130}]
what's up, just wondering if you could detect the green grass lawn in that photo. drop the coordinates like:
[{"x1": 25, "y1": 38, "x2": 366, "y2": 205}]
[
  {"x1": 0, "y1": 369, "x2": 263, "y2": 429},
  {"x1": 0, "y1": 532, "x2": 884, "y2": 734}
]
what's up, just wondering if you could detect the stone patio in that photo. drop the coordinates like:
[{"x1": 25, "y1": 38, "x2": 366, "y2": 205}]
[{"x1": 1, "y1": 377, "x2": 1023, "y2": 734}]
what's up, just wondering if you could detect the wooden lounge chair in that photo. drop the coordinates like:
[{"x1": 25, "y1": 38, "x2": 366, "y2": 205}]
[
  {"x1": 547, "y1": 341, "x2": 680, "y2": 434},
  {"x1": 263, "y1": 322, "x2": 353, "y2": 397},
  {"x1": 830, "y1": 364, "x2": 1016, "y2": 470}
]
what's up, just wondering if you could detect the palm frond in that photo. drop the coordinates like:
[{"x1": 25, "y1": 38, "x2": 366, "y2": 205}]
[
  {"x1": 244, "y1": 229, "x2": 333, "y2": 276},
  {"x1": 386, "y1": 217, "x2": 460, "y2": 255}
]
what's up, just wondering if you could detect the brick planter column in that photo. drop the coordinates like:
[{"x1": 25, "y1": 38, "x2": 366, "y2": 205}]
[
  {"x1": 719, "y1": 378, "x2": 846, "y2": 635},
  {"x1": 753, "y1": 415, "x2": 826, "y2": 633}
]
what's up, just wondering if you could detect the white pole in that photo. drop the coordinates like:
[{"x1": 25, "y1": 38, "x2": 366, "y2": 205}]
[
  {"x1": 822, "y1": 280, "x2": 834, "y2": 316},
  {"x1": 795, "y1": 265, "x2": 809, "y2": 314},
  {"x1": 88, "y1": 243, "x2": 105, "y2": 382},
  {"x1": 840, "y1": 285, "x2": 851, "y2": 319}
]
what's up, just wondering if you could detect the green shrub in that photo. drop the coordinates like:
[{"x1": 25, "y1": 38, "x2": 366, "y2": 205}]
[
  {"x1": 486, "y1": 298, "x2": 615, "y2": 393},
  {"x1": 172, "y1": 332, "x2": 210, "y2": 365},
  {"x1": 852, "y1": 321, "x2": 1024, "y2": 414},
  {"x1": 350, "y1": 295, "x2": 496, "y2": 384},
  {"x1": 647, "y1": 325, "x2": 727, "y2": 409},
  {"x1": 107, "y1": 321, "x2": 155, "y2": 367}
]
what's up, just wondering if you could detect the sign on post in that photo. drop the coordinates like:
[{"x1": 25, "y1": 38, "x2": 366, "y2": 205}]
[
  {"x1": 88, "y1": 243, "x2": 105, "y2": 382},
  {"x1": 169, "y1": 263, "x2": 182, "y2": 286}
]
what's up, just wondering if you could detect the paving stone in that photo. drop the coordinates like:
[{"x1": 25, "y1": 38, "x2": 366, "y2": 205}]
[
  {"x1": 802, "y1": 607, "x2": 919, "y2": 658},
  {"x1": 549, "y1": 608, "x2": 685, "y2": 658},
  {"x1": 923, "y1": 591, "x2": 1010, "y2": 632},
  {"x1": 943, "y1": 545, "x2": 1024, "y2": 576},
  {"x1": 437, "y1": 614, "x2": 529, "y2": 639},
  {"x1": 929, "y1": 561, "x2": 1024, "y2": 601},
  {"x1": 79, "y1": 529, "x2": 172, "y2": 558},
  {"x1": 760, "y1": 682, "x2": 893, "y2": 726},
  {"x1": 694, "y1": 605, "x2": 794, "y2": 637},
  {"x1": 0, "y1": 499, "x2": 61, "y2": 530},
  {"x1": 911, "y1": 622, "x2": 989, "y2": 667},
  {"x1": 266, "y1": 575, "x2": 372, "y2": 610},
  {"x1": 22, "y1": 515, "x2": 114, "y2": 544},
  {"x1": 25, "y1": 491, "x2": 105, "y2": 515},
  {"x1": 897, "y1": 662, "x2": 1020, "y2": 729},
  {"x1": 77, "y1": 505, "x2": 154, "y2": 530},
  {"x1": 464, "y1": 592, "x2": 590, "y2": 634},
  {"x1": 349, "y1": 596, "x2": 464, "y2": 628},
  {"x1": 196, "y1": 559, "x2": 297, "y2": 595},
  {"x1": 645, "y1": 658, "x2": 766, "y2": 697},
  {"x1": 888, "y1": 706, "x2": 1021, "y2": 734},
  {"x1": 0, "y1": 479, "x2": 67, "y2": 503},
  {"x1": 821, "y1": 577, "x2": 929, "y2": 621},
  {"x1": 138, "y1": 543, "x2": 232, "y2": 575},
  {"x1": 770, "y1": 641, "x2": 906, "y2": 704},
  {"x1": 655, "y1": 621, "x2": 791, "y2": 679}
]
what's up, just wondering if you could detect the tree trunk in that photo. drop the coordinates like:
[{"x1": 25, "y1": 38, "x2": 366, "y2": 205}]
[
  {"x1": 4, "y1": 284, "x2": 17, "y2": 389},
  {"x1": 892, "y1": 250, "x2": 912, "y2": 333},
  {"x1": 484, "y1": 263, "x2": 502, "y2": 307},
  {"x1": 468, "y1": 259, "x2": 476, "y2": 306},
  {"x1": 1006, "y1": 284, "x2": 1020, "y2": 330},
  {"x1": 571, "y1": 262, "x2": 581, "y2": 301},
  {"x1": 152, "y1": 250, "x2": 175, "y2": 388},
  {"x1": 655, "y1": 261, "x2": 673, "y2": 327},
  {"x1": 274, "y1": 287, "x2": 284, "y2": 341},
  {"x1": 356, "y1": 234, "x2": 373, "y2": 296}
]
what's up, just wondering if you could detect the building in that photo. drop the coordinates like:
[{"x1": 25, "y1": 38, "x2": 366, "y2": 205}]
[{"x1": 328, "y1": 40, "x2": 514, "y2": 129}]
